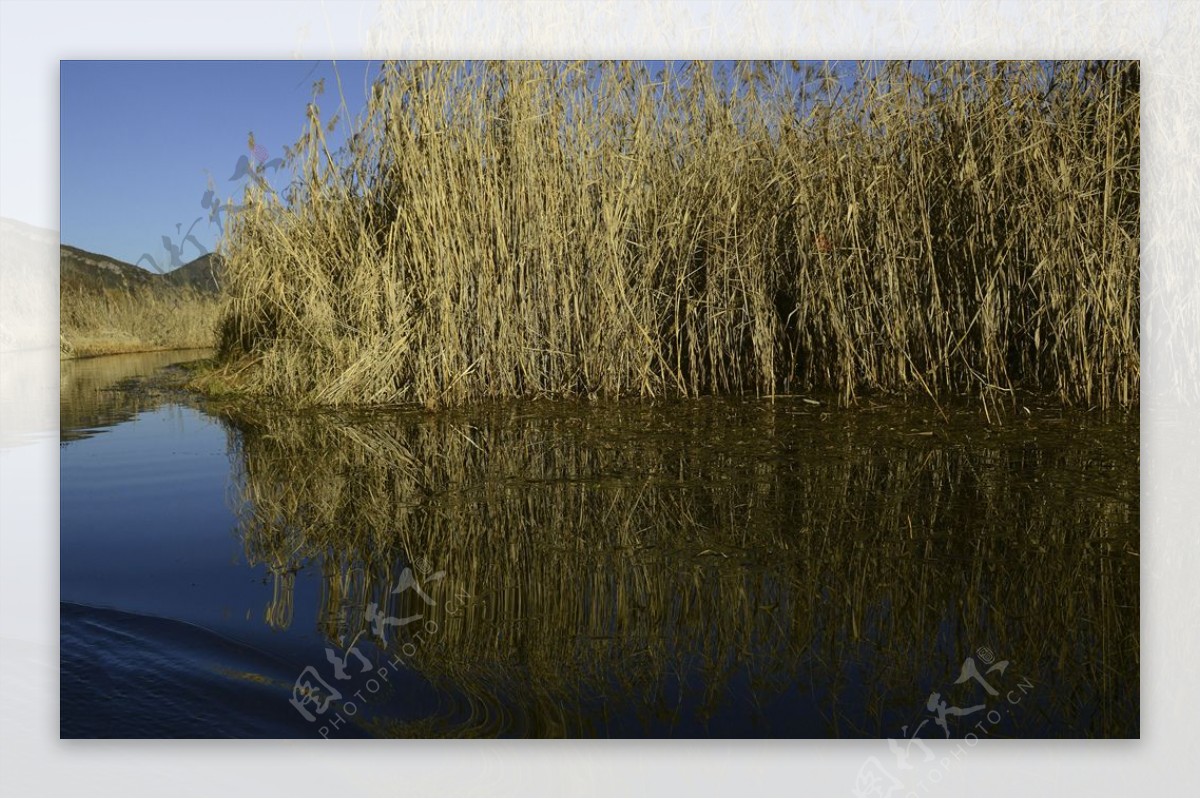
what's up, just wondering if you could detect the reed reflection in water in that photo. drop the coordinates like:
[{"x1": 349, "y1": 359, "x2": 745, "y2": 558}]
[
  {"x1": 220, "y1": 398, "x2": 1138, "y2": 738},
  {"x1": 59, "y1": 348, "x2": 212, "y2": 442}
]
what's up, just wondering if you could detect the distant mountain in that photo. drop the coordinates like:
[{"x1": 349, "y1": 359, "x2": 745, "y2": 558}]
[
  {"x1": 61, "y1": 245, "x2": 222, "y2": 295},
  {"x1": 60, "y1": 244, "x2": 157, "y2": 293},
  {"x1": 160, "y1": 252, "x2": 223, "y2": 293}
]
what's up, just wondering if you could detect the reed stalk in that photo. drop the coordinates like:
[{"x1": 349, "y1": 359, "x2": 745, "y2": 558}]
[{"x1": 215, "y1": 60, "x2": 1139, "y2": 409}]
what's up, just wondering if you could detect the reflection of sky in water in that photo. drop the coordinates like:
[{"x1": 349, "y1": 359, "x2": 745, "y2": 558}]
[{"x1": 63, "y1": 406, "x2": 262, "y2": 631}]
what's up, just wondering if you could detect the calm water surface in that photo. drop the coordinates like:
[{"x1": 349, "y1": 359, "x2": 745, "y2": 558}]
[{"x1": 60, "y1": 351, "x2": 1139, "y2": 738}]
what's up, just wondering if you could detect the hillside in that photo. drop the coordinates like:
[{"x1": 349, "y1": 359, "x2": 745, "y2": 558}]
[
  {"x1": 160, "y1": 252, "x2": 223, "y2": 293},
  {"x1": 60, "y1": 245, "x2": 222, "y2": 295},
  {"x1": 60, "y1": 244, "x2": 157, "y2": 293}
]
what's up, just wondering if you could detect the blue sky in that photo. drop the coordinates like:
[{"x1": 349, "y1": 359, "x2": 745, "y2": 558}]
[{"x1": 60, "y1": 60, "x2": 377, "y2": 269}]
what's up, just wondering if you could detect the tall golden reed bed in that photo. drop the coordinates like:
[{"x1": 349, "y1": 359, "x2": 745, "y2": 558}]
[{"x1": 215, "y1": 60, "x2": 1139, "y2": 410}]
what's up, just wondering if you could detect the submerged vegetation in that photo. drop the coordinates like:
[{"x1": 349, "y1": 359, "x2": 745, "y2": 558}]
[{"x1": 215, "y1": 60, "x2": 1139, "y2": 409}]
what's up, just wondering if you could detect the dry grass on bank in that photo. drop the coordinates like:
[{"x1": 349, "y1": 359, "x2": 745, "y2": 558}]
[
  {"x1": 60, "y1": 285, "x2": 221, "y2": 359},
  {"x1": 215, "y1": 60, "x2": 1139, "y2": 409}
]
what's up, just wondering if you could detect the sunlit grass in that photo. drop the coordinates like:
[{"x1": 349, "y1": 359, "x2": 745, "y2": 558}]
[
  {"x1": 215, "y1": 60, "x2": 1139, "y2": 409},
  {"x1": 60, "y1": 284, "x2": 220, "y2": 358}
]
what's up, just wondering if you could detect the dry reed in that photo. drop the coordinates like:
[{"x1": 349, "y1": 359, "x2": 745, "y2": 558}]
[
  {"x1": 60, "y1": 284, "x2": 221, "y2": 358},
  {"x1": 215, "y1": 60, "x2": 1139, "y2": 409}
]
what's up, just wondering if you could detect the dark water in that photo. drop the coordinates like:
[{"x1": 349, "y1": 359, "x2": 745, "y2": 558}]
[{"x1": 60, "y1": 351, "x2": 1139, "y2": 738}]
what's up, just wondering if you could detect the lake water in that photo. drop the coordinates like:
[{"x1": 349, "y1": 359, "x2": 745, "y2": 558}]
[{"x1": 60, "y1": 350, "x2": 1139, "y2": 738}]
